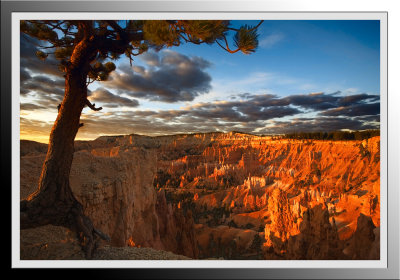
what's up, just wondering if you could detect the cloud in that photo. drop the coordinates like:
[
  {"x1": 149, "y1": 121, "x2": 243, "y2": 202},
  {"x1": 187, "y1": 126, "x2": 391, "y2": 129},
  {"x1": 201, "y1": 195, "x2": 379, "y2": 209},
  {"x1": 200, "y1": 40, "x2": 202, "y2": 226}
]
[
  {"x1": 240, "y1": 106, "x2": 302, "y2": 121},
  {"x1": 20, "y1": 116, "x2": 53, "y2": 143},
  {"x1": 19, "y1": 33, "x2": 380, "y2": 138},
  {"x1": 337, "y1": 93, "x2": 380, "y2": 106},
  {"x1": 177, "y1": 91, "x2": 379, "y2": 124},
  {"x1": 358, "y1": 115, "x2": 380, "y2": 123},
  {"x1": 20, "y1": 36, "x2": 213, "y2": 104},
  {"x1": 20, "y1": 103, "x2": 45, "y2": 111},
  {"x1": 259, "y1": 33, "x2": 285, "y2": 48},
  {"x1": 21, "y1": 80, "x2": 380, "y2": 139},
  {"x1": 102, "y1": 50, "x2": 212, "y2": 103},
  {"x1": 139, "y1": 51, "x2": 160, "y2": 67},
  {"x1": 88, "y1": 88, "x2": 139, "y2": 108},
  {"x1": 20, "y1": 94, "x2": 62, "y2": 113},
  {"x1": 321, "y1": 103, "x2": 380, "y2": 117},
  {"x1": 20, "y1": 72, "x2": 65, "y2": 112},
  {"x1": 20, "y1": 34, "x2": 62, "y2": 77},
  {"x1": 263, "y1": 116, "x2": 379, "y2": 134},
  {"x1": 20, "y1": 68, "x2": 31, "y2": 83},
  {"x1": 246, "y1": 92, "x2": 380, "y2": 113},
  {"x1": 22, "y1": 89, "x2": 380, "y2": 141},
  {"x1": 20, "y1": 34, "x2": 66, "y2": 106},
  {"x1": 281, "y1": 92, "x2": 339, "y2": 111},
  {"x1": 21, "y1": 74, "x2": 65, "y2": 97}
]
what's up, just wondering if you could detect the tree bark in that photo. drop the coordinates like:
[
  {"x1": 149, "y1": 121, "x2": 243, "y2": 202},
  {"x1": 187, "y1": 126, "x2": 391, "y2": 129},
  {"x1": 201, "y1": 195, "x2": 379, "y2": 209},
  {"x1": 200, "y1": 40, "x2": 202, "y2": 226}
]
[{"x1": 20, "y1": 31, "x2": 109, "y2": 259}]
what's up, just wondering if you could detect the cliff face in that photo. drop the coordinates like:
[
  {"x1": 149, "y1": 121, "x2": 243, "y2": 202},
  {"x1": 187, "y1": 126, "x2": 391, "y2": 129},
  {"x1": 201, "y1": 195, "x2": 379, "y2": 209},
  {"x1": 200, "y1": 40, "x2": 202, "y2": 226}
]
[
  {"x1": 70, "y1": 147, "x2": 162, "y2": 249},
  {"x1": 263, "y1": 190, "x2": 345, "y2": 260},
  {"x1": 190, "y1": 135, "x2": 379, "y2": 237},
  {"x1": 20, "y1": 138, "x2": 198, "y2": 258},
  {"x1": 20, "y1": 132, "x2": 380, "y2": 260},
  {"x1": 155, "y1": 190, "x2": 199, "y2": 258},
  {"x1": 148, "y1": 133, "x2": 380, "y2": 260}
]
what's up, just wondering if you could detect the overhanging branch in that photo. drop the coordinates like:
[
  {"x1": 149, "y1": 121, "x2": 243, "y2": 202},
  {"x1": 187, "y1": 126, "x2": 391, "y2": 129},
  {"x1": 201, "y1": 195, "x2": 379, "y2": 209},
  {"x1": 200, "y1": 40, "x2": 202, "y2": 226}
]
[
  {"x1": 85, "y1": 99, "x2": 102, "y2": 111},
  {"x1": 216, "y1": 36, "x2": 241, "y2": 54}
]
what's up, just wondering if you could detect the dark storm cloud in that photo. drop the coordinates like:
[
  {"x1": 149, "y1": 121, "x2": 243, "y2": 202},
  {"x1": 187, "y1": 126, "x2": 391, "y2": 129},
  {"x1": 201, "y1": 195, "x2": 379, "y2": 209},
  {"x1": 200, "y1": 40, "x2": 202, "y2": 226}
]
[
  {"x1": 243, "y1": 92, "x2": 380, "y2": 115},
  {"x1": 20, "y1": 34, "x2": 62, "y2": 77},
  {"x1": 20, "y1": 72, "x2": 65, "y2": 112},
  {"x1": 242, "y1": 106, "x2": 302, "y2": 121},
  {"x1": 25, "y1": 89, "x2": 380, "y2": 139},
  {"x1": 190, "y1": 107, "x2": 244, "y2": 121},
  {"x1": 358, "y1": 115, "x2": 380, "y2": 122},
  {"x1": 20, "y1": 103, "x2": 45, "y2": 111},
  {"x1": 172, "y1": 91, "x2": 379, "y2": 124},
  {"x1": 21, "y1": 74, "x2": 65, "y2": 97},
  {"x1": 20, "y1": 34, "x2": 66, "y2": 100},
  {"x1": 248, "y1": 94, "x2": 291, "y2": 107},
  {"x1": 243, "y1": 92, "x2": 380, "y2": 113},
  {"x1": 263, "y1": 117, "x2": 379, "y2": 135},
  {"x1": 88, "y1": 88, "x2": 139, "y2": 108},
  {"x1": 337, "y1": 93, "x2": 380, "y2": 106},
  {"x1": 321, "y1": 103, "x2": 380, "y2": 117},
  {"x1": 284, "y1": 92, "x2": 339, "y2": 110},
  {"x1": 74, "y1": 98, "x2": 304, "y2": 137},
  {"x1": 91, "y1": 91, "x2": 379, "y2": 136},
  {"x1": 102, "y1": 50, "x2": 212, "y2": 103},
  {"x1": 239, "y1": 92, "x2": 337, "y2": 110},
  {"x1": 20, "y1": 68, "x2": 31, "y2": 83}
]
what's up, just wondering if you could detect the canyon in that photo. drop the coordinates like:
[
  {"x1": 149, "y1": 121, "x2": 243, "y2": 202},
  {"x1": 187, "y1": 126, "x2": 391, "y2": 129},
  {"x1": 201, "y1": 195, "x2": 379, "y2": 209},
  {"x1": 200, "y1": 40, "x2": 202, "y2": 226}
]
[{"x1": 20, "y1": 132, "x2": 380, "y2": 260}]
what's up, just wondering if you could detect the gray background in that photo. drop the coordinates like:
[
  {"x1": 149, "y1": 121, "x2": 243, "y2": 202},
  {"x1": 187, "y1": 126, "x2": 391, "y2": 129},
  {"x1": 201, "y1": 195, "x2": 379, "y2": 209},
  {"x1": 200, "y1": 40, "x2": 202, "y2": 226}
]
[{"x1": 3, "y1": 1, "x2": 399, "y2": 279}]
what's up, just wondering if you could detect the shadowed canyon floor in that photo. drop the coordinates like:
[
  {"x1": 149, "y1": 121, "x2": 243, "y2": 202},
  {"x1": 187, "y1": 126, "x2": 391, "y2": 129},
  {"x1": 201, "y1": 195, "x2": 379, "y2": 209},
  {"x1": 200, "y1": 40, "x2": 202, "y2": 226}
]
[{"x1": 20, "y1": 132, "x2": 380, "y2": 260}]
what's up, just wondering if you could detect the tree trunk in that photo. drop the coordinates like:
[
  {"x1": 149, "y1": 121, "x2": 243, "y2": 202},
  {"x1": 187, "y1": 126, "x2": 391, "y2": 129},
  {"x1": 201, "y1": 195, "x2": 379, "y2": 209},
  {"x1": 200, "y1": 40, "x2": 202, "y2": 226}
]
[{"x1": 20, "y1": 33, "x2": 109, "y2": 259}]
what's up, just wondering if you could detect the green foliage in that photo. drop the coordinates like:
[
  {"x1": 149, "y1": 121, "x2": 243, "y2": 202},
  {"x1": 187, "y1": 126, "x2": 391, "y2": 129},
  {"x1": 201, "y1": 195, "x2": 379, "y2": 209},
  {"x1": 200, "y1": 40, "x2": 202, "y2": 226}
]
[
  {"x1": 35, "y1": 50, "x2": 48, "y2": 60},
  {"x1": 21, "y1": 20, "x2": 59, "y2": 43},
  {"x1": 142, "y1": 20, "x2": 232, "y2": 49},
  {"x1": 125, "y1": 20, "x2": 145, "y2": 32},
  {"x1": 180, "y1": 20, "x2": 229, "y2": 43},
  {"x1": 88, "y1": 61, "x2": 116, "y2": 81},
  {"x1": 54, "y1": 47, "x2": 73, "y2": 59},
  {"x1": 284, "y1": 129, "x2": 380, "y2": 141},
  {"x1": 143, "y1": 20, "x2": 180, "y2": 48},
  {"x1": 104, "y1": 62, "x2": 116, "y2": 72},
  {"x1": 234, "y1": 25, "x2": 259, "y2": 54}
]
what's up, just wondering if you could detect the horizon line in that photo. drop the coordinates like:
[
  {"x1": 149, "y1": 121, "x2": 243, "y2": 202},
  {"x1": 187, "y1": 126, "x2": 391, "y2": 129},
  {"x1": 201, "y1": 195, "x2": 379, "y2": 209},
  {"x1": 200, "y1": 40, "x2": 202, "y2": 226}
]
[{"x1": 20, "y1": 129, "x2": 380, "y2": 144}]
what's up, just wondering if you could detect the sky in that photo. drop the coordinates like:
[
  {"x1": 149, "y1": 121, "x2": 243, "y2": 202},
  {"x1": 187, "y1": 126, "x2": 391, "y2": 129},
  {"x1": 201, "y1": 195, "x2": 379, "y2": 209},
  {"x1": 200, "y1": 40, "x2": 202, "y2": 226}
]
[{"x1": 20, "y1": 20, "x2": 381, "y2": 143}]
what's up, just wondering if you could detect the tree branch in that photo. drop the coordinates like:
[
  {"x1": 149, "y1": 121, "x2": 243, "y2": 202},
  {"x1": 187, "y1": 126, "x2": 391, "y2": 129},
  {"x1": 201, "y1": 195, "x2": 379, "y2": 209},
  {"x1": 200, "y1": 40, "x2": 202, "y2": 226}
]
[
  {"x1": 106, "y1": 21, "x2": 124, "y2": 33},
  {"x1": 227, "y1": 20, "x2": 264, "y2": 32},
  {"x1": 216, "y1": 36, "x2": 241, "y2": 54},
  {"x1": 85, "y1": 99, "x2": 102, "y2": 111},
  {"x1": 93, "y1": 227, "x2": 111, "y2": 241},
  {"x1": 106, "y1": 20, "x2": 144, "y2": 43}
]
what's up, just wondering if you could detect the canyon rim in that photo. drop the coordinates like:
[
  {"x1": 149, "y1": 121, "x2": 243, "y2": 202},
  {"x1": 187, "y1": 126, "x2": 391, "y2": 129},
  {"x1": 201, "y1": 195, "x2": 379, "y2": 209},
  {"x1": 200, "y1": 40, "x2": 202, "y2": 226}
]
[{"x1": 20, "y1": 131, "x2": 381, "y2": 260}]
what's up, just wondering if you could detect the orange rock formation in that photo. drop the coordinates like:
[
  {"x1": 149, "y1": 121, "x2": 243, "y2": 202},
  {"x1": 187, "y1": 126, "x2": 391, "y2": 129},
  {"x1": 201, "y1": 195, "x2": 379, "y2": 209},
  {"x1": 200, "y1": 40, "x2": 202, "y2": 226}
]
[{"x1": 20, "y1": 132, "x2": 380, "y2": 260}]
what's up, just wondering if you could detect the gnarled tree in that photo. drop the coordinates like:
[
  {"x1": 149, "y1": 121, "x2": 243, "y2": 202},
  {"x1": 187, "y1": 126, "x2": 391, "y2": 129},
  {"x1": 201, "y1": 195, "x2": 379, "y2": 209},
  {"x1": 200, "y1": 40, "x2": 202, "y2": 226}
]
[{"x1": 20, "y1": 20, "x2": 262, "y2": 258}]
